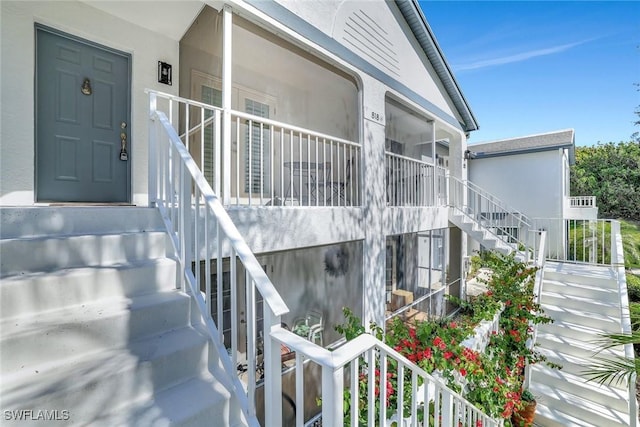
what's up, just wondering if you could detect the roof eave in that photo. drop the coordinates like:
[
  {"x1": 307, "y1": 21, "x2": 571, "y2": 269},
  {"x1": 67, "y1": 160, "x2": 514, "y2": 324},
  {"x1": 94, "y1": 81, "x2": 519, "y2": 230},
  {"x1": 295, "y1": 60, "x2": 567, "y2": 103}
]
[{"x1": 395, "y1": 0, "x2": 479, "y2": 133}]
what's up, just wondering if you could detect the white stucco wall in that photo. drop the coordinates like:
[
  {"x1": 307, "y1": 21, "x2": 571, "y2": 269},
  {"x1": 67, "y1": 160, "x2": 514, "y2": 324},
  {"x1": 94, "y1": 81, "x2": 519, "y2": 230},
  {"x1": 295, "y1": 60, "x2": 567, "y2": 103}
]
[
  {"x1": 0, "y1": 1, "x2": 180, "y2": 205},
  {"x1": 468, "y1": 149, "x2": 564, "y2": 220},
  {"x1": 273, "y1": 0, "x2": 463, "y2": 126}
]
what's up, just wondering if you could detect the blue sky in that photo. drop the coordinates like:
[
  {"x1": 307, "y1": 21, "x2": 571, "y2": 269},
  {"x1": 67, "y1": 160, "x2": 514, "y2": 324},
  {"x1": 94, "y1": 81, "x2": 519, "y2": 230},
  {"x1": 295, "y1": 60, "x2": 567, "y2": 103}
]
[{"x1": 420, "y1": 1, "x2": 640, "y2": 146}]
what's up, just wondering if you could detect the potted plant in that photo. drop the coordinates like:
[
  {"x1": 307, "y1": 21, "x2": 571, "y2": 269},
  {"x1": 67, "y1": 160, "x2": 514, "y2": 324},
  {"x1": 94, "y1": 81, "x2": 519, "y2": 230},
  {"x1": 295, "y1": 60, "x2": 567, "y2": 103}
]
[{"x1": 512, "y1": 389, "x2": 536, "y2": 427}]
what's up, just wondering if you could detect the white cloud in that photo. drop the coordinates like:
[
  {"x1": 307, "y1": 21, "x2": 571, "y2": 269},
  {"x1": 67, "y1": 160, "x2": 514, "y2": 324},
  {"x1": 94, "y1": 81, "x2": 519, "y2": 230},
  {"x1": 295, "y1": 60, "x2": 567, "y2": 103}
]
[{"x1": 455, "y1": 40, "x2": 591, "y2": 71}]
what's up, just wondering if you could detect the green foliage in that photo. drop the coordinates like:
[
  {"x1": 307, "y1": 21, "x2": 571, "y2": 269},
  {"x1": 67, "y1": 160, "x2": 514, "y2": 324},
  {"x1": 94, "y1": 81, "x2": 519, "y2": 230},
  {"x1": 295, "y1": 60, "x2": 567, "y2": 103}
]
[
  {"x1": 621, "y1": 220, "x2": 640, "y2": 269},
  {"x1": 334, "y1": 253, "x2": 555, "y2": 424},
  {"x1": 628, "y1": 275, "x2": 640, "y2": 302},
  {"x1": 570, "y1": 141, "x2": 640, "y2": 221}
]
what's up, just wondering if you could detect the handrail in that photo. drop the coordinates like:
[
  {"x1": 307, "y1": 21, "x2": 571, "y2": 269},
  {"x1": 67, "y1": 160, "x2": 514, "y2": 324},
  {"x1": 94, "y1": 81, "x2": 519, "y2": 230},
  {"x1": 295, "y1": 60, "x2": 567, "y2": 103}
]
[
  {"x1": 611, "y1": 220, "x2": 638, "y2": 427},
  {"x1": 270, "y1": 329, "x2": 502, "y2": 426},
  {"x1": 149, "y1": 96, "x2": 289, "y2": 425},
  {"x1": 385, "y1": 152, "x2": 444, "y2": 207},
  {"x1": 464, "y1": 179, "x2": 533, "y2": 228},
  {"x1": 146, "y1": 89, "x2": 361, "y2": 208},
  {"x1": 448, "y1": 175, "x2": 534, "y2": 252},
  {"x1": 533, "y1": 218, "x2": 617, "y2": 266},
  {"x1": 523, "y1": 230, "x2": 546, "y2": 391},
  {"x1": 149, "y1": 89, "x2": 499, "y2": 426}
]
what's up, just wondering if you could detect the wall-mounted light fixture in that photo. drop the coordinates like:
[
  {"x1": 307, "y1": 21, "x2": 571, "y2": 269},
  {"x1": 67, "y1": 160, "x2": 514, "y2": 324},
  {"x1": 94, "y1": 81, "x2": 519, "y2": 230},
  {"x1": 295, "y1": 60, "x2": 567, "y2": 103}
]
[{"x1": 158, "y1": 61, "x2": 172, "y2": 85}]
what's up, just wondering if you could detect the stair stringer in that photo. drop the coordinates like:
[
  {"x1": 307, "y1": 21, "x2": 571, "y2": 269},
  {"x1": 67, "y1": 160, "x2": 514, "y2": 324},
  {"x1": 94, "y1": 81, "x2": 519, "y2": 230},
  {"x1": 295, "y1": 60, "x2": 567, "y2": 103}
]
[{"x1": 448, "y1": 208, "x2": 515, "y2": 255}]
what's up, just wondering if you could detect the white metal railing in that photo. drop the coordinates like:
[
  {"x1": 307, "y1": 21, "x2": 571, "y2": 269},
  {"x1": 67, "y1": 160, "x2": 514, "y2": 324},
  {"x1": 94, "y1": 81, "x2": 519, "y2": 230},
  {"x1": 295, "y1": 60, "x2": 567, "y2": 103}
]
[
  {"x1": 448, "y1": 176, "x2": 534, "y2": 252},
  {"x1": 149, "y1": 92, "x2": 290, "y2": 425},
  {"x1": 148, "y1": 91, "x2": 499, "y2": 427},
  {"x1": 270, "y1": 329, "x2": 502, "y2": 427},
  {"x1": 523, "y1": 230, "x2": 546, "y2": 391},
  {"x1": 148, "y1": 90, "x2": 361, "y2": 207},
  {"x1": 611, "y1": 220, "x2": 638, "y2": 427},
  {"x1": 533, "y1": 218, "x2": 615, "y2": 265},
  {"x1": 385, "y1": 153, "x2": 446, "y2": 207},
  {"x1": 568, "y1": 195, "x2": 597, "y2": 208}
]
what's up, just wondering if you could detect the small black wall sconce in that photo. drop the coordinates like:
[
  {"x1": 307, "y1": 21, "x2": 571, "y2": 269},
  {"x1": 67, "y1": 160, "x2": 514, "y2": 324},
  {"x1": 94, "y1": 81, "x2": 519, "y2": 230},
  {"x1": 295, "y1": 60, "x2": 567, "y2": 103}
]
[{"x1": 158, "y1": 61, "x2": 172, "y2": 85}]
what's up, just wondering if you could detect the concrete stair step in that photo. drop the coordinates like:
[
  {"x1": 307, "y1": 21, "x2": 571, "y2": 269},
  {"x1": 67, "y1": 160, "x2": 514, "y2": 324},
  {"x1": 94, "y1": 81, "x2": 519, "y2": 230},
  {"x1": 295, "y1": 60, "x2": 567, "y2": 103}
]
[
  {"x1": 92, "y1": 376, "x2": 245, "y2": 427},
  {"x1": 1, "y1": 326, "x2": 210, "y2": 417},
  {"x1": 529, "y1": 364, "x2": 629, "y2": 410},
  {"x1": 543, "y1": 264, "x2": 617, "y2": 287},
  {"x1": 530, "y1": 381, "x2": 630, "y2": 427},
  {"x1": 0, "y1": 231, "x2": 169, "y2": 276},
  {"x1": 0, "y1": 291, "x2": 190, "y2": 374},
  {"x1": 535, "y1": 330, "x2": 625, "y2": 361},
  {"x1": 537, "y1": 320, "x2": 615, "y2": 343},
  {"x1": 536, "y1": 346, "x2": 611, "y2": 378},
  {"x1": 0, "y1": 258, "x2": 178, "y2": 319},
  {"x1": 535, "y1": 400, "x2": 629, "y2": 427},
  {"x1": 542, "y1": 279, "x2": 619, "y2": 301},
  {"x1": 540, "y1": 288, "x2": 620, "y2": 315},
  {"x1": 0, "y1": 207, "x2": 165, "y2": 239},
  {"x1": 542, "y1": 303, "x2": 622, "y2": 332}
]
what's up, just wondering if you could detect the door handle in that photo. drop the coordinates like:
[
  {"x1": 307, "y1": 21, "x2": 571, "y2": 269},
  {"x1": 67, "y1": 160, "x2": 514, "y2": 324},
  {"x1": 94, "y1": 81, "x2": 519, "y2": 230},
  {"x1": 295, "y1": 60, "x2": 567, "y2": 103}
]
[{"x1": 120, "y1": 121, "x2": 128, "y2": 161}]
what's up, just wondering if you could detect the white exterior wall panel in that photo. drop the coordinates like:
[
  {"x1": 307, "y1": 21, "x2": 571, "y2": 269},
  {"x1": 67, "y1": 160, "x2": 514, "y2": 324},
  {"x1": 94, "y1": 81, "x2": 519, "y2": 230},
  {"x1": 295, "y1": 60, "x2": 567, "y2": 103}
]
[
  {"x1": 469, "y1": 150, "x2": 563, "y2": 220},
  {"x1": 0, "y1": 1, "x2": 180, "y2": 205}
]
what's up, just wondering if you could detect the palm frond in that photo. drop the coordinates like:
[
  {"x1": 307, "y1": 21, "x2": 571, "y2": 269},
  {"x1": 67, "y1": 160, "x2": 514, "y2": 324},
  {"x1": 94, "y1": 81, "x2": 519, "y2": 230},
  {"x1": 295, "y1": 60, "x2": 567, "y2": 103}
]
[
  {"x1": 582, "y1": 355, "x2": 640, "y2": 387},
  {"x1": 590, "y1": 331, "x2": 640, "y2": 352}
]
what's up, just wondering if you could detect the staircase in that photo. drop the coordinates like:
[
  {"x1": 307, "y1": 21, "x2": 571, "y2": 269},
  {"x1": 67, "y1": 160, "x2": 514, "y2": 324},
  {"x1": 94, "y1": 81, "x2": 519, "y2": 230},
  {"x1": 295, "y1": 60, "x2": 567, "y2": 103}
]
[
  {"x1": 449, "y1": 210, "x2": 514, "y2": 255},
  {"x1": 529, "y1": 262, "x2": 632, "y2": 427},
  {"x1": 0, "y1": 207, "x2": 247, "y2": 427}
]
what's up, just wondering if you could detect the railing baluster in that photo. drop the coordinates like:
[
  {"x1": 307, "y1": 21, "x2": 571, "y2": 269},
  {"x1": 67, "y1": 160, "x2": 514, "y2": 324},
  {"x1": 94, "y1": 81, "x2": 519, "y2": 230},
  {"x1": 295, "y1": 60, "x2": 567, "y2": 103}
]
[
  {"x1": 246, "y1": 270, "x2": 256, "y2": 417},
  {"x1": 248, "y1": 119, "x2": 253, "y2": 206},
  {"x1": 215, "y1": 110, "x2": 221, "y2": 197},
  {"x1": 260, "y1": 122, "x2": 264, "y2": 206},
  {"x1": 270, "y1": 125, "x2": 275, "y2": 204},
  {"x1": 217, "y1": 222, "x2": 224, "y2": 344},
  {"x1": 236, "y1": 117, "x2": 240, "y2": 205},
  {"x1": 296, "y1": 352, "x2": 304, "y2": 427},
  {"x1": 351, "y1": 358, "x2": 359, "y2": 427},
  {"x1": 298, "y1": 131, "x2": 303, "y2": 206},
  {"x1": 230, "y1": 247, "x2": 237, "y2": 369},
  {"x1": 280, "y1": 128, "x2": 284, "y2": 204}
]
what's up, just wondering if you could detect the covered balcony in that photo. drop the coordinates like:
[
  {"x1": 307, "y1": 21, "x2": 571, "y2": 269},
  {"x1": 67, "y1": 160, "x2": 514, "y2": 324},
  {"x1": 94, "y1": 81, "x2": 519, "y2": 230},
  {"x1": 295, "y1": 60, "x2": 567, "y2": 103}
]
[{"x1": 167, "y1": 5, "x2": 361, "y2": 209}]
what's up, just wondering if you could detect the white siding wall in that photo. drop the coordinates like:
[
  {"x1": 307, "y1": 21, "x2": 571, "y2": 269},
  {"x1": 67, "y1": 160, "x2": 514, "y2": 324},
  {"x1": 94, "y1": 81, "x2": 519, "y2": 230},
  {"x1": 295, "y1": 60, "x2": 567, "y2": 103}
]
[
  {"x1": 0, "y1": 1, "x2": 180, "y2": 205},
  {"x1": 468, "y1": 150, "x2": 564, "y2": 220}
]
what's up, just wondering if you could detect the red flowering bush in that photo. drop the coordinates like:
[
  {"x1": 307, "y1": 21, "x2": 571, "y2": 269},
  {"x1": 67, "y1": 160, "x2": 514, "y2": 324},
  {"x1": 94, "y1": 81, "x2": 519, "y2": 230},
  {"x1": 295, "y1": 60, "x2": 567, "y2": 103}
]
[{"x1": 335, "y1": 253, "x2": 558, "y2": 425}]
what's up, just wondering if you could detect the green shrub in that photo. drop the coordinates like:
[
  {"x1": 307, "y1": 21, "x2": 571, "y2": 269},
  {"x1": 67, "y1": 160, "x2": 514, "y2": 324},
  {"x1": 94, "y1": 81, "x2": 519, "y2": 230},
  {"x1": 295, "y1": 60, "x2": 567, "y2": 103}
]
[
  {"x1": 621, "y1": 220, "x2": 640, "y2": 269},
  {"x1": 627, "y1": 273, "x2": 640, "y2": 302}
]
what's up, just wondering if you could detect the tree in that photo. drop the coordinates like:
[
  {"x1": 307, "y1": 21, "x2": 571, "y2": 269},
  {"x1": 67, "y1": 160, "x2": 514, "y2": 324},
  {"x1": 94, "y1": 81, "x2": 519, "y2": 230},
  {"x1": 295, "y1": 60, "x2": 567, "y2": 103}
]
[{"x1": 571, "y1": 141, "x2": 640, "y2": 221}]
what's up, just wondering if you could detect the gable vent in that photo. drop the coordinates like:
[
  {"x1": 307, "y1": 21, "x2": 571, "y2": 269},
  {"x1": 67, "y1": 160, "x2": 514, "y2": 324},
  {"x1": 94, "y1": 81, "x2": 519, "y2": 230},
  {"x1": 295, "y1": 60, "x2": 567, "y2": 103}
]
[{"x1": 342, "y1": 9, "x2": 400, "y2": 77}]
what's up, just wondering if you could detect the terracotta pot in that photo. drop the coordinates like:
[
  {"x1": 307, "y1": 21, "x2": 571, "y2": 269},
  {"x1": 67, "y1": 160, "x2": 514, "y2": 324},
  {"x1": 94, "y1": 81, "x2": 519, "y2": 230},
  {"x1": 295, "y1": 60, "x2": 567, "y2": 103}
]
[{"x1": 512, "y1": 400, "x2": 536, "y2": 427}]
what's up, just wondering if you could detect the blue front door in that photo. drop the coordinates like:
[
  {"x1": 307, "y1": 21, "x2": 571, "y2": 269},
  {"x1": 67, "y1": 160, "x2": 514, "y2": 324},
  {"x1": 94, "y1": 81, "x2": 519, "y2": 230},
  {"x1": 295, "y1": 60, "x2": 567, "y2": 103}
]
[{"x1": 36, "y1": 26, "x2": 131, "y2": 202}]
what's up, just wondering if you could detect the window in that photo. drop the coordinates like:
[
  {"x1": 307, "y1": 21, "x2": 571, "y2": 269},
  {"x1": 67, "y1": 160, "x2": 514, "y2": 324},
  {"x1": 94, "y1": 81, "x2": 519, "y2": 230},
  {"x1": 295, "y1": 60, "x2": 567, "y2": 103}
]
[{"x1": 243, "y1": 97, "x2": 271, "y2": 194}]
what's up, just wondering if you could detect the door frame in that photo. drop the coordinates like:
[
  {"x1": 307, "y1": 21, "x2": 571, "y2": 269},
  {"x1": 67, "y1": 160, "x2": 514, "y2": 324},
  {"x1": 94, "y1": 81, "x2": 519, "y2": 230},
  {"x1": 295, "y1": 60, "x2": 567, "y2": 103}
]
[{"x1": 34, "y1": 24, "x2": 133, "y2": 203}]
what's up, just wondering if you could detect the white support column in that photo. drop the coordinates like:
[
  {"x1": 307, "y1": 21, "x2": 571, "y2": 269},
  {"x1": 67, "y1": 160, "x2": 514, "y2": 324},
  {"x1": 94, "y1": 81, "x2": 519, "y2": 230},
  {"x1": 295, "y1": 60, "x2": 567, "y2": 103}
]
[
  {"x1": 263, "y1": 308, "x2": 283, "y2": 427},
  {"x1": 148, "y1": 92, "x2": 157, "y2": 207},
  {"x1": 361, "y1": 77, "x2": 387, "y2": 329},
  {"x1": 222, "y1": 5, "x2": 233, "y2": 205},
  {"x1": 431, "y1": 121, "x2": 437, "y2": 206},
  {"x1": 322, "y1": 365, "x2": 344, "y2": 426}
]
